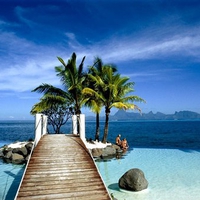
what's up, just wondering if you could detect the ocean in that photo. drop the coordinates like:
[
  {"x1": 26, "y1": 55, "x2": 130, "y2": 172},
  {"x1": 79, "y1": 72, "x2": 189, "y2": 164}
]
[{"x1": 0, "y1": 120, "x2": 200, "y2": 200}]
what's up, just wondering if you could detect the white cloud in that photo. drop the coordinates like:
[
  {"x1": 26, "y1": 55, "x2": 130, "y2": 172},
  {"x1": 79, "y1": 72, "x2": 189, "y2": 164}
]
[
  {"x1": 9, "y1": 116, "x2": 15, "y2": 119},
  {"x1": 76, "y1": 24, "x2": 200, "y2": 64},
  {"x1": 1, "y1": 17, "x2": 200, "y2": 95},
  {"x1": 14, "y1": 6, "x2": 37, "y2": 28},
  {"x1": 0, "y1": 29, "x2": 65, "y2": 92},
  {"x1": 98, "y1": 35, "x2": 200, "y2": 63},
  {"x1": 123, "y1": 68, "x2": 184, "y2": 83},
  {"x1": 0, "y1": 59, "x2": 60, "y2": 92}
]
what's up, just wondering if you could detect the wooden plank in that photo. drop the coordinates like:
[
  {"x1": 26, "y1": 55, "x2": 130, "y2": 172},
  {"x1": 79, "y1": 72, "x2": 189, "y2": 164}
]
[{"x1": 15, "y1": 134, "x2": 111, "y2": 200}]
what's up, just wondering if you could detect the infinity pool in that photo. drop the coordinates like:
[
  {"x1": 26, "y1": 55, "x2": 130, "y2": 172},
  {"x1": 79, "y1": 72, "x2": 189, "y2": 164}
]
[{"x1": 96, "y1": 148, "x2": 200, "y2": 200}]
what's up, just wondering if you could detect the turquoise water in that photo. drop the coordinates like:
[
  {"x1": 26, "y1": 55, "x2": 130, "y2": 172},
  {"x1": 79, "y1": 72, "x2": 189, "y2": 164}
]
[
  {"x1": 0, "y1": 120, "x2": 200, "y2": 199},
  {"x1": 96, "y1": 148, "x2": 200, "y2": 200},
  {"x1": 0, "y1": 141, "x2": 25, "y2": 200},
  {"x1": 0, "y1": 161, "x2": 24, "y2": 200}
]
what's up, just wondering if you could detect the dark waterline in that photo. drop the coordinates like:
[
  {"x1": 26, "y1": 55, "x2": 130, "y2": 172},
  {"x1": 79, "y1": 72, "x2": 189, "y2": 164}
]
[
  {"x1": 1, "y1": 120, "x2": 199, "y2": 150},
  {"x1": 85, "y1": 120, "x2": 200, "y2": 149}
]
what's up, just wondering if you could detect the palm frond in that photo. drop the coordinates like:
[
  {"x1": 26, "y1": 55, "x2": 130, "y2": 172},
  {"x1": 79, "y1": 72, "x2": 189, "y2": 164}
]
[
  {"x1": 78, "y1": 56, "x2": 86, "y2": 75},
  {"x1": 57, "y1": 56, "x2": 66, "y2": 67}
]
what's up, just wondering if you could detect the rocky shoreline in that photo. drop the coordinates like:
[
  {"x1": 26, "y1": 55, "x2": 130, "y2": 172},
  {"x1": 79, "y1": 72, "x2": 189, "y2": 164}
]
[
  {"x1": 0, "y1": 141, "x2": 34, "y2": 164},
  {"x1": 0, "y1": 140, "x2": 124, "y2": 164},
  {"x1": 88, "y1": 143, "x2": 125, "y2": 159}
]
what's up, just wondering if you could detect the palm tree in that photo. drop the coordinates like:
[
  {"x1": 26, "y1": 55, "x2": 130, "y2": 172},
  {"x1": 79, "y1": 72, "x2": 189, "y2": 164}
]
[
  {"x1": 83, "y1": 58, "x2": 117, "y2": 141},
  {"x1": 56, "y1": 52, "x2": 86, "y2": 134},
  {"x1": 83, "y1": 66, "x2": 145, "y2": 143},
  {"x1": 82, "y1": 93, "x2": 102, "y2": 141},
  {"x1": 56, "y1": 52, "x2": 86, "y2": 115},
  {"x1": 102, "y1": 70, "x2": 145, "y2": 143},
  {"x1": 31, "y1": 52, "x2": 86, "y2": 134}
]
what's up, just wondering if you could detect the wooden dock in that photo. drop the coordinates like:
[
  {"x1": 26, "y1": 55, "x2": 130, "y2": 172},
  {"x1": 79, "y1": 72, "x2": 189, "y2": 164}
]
[{"x1": 15, "y1": 134, "x2": 111, "y2": 200}]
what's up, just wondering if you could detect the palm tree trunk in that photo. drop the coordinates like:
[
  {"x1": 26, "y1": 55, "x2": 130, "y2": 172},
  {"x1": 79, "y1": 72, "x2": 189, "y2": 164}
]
[
  {"x1": 95, "y1": 113, "x2": 100, "y2": 141},
  {"x1": 102, "y1": 111, "x2": 110, "y2": 143}
]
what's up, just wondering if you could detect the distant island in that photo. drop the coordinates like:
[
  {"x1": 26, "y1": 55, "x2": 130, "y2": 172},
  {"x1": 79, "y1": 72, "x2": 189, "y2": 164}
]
[{"x1": 86, "y1": 110, "x2": 200, "y2": 121}]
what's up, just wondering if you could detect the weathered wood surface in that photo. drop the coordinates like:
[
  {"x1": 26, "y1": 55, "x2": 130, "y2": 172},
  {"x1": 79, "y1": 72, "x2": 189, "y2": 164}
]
[{"x1": 16, "y1": 134, "x2": 111, "y2": 200}]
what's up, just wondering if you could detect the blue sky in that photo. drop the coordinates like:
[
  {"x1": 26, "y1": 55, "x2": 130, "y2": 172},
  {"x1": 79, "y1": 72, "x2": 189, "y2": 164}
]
[{"x1": 0, "y1": 0, "x2": 200, "y2": 120}]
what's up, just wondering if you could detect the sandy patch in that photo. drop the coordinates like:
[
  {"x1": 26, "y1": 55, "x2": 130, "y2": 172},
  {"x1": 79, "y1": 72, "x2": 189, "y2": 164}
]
[
  {"x1": 85, "y1": 141, "x2": 112, "y2": 149},
  {"x1": 7, "y1": 142, "x2": 29, "y2": 149}
]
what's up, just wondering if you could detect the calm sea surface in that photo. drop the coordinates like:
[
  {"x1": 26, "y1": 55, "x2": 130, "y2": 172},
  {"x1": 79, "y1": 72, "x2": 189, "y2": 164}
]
[{"x1": 0, "y1": 120, "x2": 200, "y2": 200}]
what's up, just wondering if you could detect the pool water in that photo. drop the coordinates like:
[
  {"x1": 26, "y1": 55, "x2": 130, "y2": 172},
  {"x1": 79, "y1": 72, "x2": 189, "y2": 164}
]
[
  {"x1": 0, "y1": 160, "x2": 24, "y2": 200},
  {"x1": 96, "y1": 148, "x2": 200, "y2": 200}
]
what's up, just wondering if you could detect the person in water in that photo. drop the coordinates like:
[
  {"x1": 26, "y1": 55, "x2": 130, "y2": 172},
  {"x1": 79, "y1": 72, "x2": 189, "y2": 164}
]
[
  {"x1": 115, "y1": 134, "x2": 121, "y2": 146},
  {"x1": 121, "y1": 138, "x2": 129, "y2": 150}
]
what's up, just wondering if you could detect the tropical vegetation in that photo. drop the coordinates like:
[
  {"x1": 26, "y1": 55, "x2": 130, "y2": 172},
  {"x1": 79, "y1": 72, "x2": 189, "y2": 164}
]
[
  {"x1": 82, "y1": 57, "x2": 117, "y2": 141},
  {"x1": 83, "y1": 60, "x2": 145, "y2": 143},
  {"x1": 31, "y1": 52, "x2": 86, "y2": 133},
  {"x1": 30, "y1": 83, "x2": 73, "y2": 134},
  {"x1": 31, "y1": 52, "x2": 145, "y2": 142}
]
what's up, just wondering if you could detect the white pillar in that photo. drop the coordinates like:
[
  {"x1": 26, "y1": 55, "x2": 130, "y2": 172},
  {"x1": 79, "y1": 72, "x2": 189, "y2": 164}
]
[
  {"x1": 72, "y1": 115, "x2": 77, "y2": 135},
  {"x1": 35, "y1": 114, "x2": 43, "y2": 147},
  {"x1": 79, "y1": 114, "x2": 85, "y2": 142},
  {"x1": 42, "y1": 115, "x2": 48, "y2": 136},
  {"x1": 35, "y1": 114, "x2": 48, "y2": 147}
]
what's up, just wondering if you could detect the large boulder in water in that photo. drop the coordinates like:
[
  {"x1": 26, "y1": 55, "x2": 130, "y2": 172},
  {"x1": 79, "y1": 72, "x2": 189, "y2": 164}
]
[{"x1": 119, "y1": 168, "x2": 148, "y2": 191}]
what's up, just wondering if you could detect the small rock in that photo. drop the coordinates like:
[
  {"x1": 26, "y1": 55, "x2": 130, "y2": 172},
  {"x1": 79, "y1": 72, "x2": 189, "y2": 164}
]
[
  {"x1": 112, "y1": 144, "x2": 121, "y2": 151},
  {"x1": 0, "y1": 149, "x2": 4, "y2": 157},
  {"x1": 4, "y1": 151, "x2": 12, "y2": 159},
  {"x1": 102, "y1": 146, "x2": 116, "y2": 157},
  {"x1": 25, "y1": 142, "x2": 34, "y2": 153},
  {"x1": 91, "y1": 148, "x2": 103, "y2": 157},
  {"x1": 12, "y1": 146, "x2": 28, "y2": 157},
  {"x1": 25, "y1": 155, "x2": 31, "y2": 162},
  {"x1": 12, "y1": 153, "x2": 25, "y2": 164}
]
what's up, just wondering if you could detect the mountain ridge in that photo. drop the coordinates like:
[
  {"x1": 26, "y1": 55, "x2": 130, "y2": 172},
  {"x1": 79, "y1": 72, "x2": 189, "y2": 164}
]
[{"x1": 86, "y1": 110, "x2": 200, "y2": 121}]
